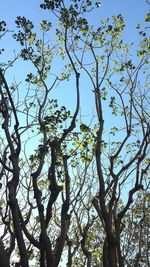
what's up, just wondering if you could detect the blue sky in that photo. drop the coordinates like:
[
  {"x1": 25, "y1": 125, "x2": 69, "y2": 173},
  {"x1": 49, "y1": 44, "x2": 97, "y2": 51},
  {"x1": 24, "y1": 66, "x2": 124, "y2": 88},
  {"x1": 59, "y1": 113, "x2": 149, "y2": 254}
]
[
  {"x1": 1, "y1": 0, "x2": 148, "y2": 31},
  {"x1": 0, "y1": 0, "x2": 149, "y2": 152},
  {"x1": 1, "y1": 0, "x2": 148, "y2": 58},
  {"x1": 0, "y1": 0, "x2": 148, "y2": 142},
  {"x1": 1, "y1": 0, "x2": 148, "y2": 80},
  {"x1": 0, "y1": 0, "x2": 148, "y2": 170},
  {"x1": 0, "y1": 0, "x2": 148, "y2": 62},
  {"x1": 0, "y1": 0, "x2": 149, "y2": 131}
]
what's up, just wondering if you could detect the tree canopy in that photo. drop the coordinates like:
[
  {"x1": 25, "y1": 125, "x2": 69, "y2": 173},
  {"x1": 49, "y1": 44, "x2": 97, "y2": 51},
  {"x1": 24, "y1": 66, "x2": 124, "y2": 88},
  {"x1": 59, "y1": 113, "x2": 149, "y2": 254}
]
[{"x1": 0, "y1": 1, "x2": 149, "y2": 267}]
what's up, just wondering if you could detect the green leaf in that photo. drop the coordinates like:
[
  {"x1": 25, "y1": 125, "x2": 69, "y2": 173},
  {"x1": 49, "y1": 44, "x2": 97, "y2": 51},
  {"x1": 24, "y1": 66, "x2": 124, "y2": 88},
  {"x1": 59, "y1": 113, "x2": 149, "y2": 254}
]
[
  {"x1": 145, "y1": 12, "x2": 150, "y2": 22},
  {"x1": 136, "y1": 22, "x2": 141, "y2": 29}
]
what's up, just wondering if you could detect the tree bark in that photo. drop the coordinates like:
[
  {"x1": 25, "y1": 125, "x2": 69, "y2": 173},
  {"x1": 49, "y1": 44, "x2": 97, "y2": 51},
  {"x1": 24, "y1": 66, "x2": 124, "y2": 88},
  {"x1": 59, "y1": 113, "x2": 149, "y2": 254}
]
[
  {"x1": 0, "y1": 238, "x2": 10, "y2": 267},
  {"x1": 103, "y1": 235, "x2": 119, "y2": 267}
]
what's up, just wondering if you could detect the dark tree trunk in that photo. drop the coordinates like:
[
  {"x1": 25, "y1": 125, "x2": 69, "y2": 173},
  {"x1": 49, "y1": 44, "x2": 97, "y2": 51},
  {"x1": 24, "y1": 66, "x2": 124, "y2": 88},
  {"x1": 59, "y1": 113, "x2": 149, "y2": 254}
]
[
  {"x1": 103, "y1": 235, "x2": 120, "y2": 267},
  {"x1": 0, "y1": 238, "x2": 10, "y2": 267}
]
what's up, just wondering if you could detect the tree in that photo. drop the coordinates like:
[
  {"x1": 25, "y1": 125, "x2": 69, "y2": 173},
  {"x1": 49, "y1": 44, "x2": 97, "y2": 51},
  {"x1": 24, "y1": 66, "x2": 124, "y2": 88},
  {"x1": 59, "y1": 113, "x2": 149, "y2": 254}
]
[
  {"x1": 0, "y1": 1, "x2": 149, "y2": 266},
  {"x1": 122, "y1": 190, "x2": 149, "y2": 267}
]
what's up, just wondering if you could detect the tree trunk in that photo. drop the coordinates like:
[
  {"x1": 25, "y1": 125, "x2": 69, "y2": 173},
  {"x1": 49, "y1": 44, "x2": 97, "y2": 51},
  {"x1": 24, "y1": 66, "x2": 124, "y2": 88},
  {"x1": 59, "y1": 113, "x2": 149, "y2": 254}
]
[
  {"x1": 0, "y1": 237, "x2": 10, "y2": 267},
  {"x1": 103, "y1": 235, "x2": 119, "y2": 267}
]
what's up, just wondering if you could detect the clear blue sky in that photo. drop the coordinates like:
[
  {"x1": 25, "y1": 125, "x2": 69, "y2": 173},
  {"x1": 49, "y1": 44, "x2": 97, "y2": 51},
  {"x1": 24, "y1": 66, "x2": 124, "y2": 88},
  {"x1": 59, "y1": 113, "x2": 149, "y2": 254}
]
[
  {"x1": 1, "y1": 0, "x2": 148, "y2": 87},
  {"x1": 1, "y1": 0, "x2": 148, "y2": 59},
  {"x1": 0, "y1": 0, "x2": 149, "y2": 123},
  {"x1": 1, "y1": 0, "x2": 148, "y2": 32},
  {"x1": 1, "y1": 1, "x2": 148, "y2": 54},
  {"x1": 0, "y1": 0, "x2": 149, "y2": 143}
]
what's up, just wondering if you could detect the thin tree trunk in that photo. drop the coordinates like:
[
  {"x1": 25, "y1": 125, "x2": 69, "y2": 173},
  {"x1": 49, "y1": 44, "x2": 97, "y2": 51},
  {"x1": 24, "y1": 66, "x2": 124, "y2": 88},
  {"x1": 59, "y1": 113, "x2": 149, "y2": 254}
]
[{"x1": 87, "y1": 253, "x2": 92, "y2": 267}]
